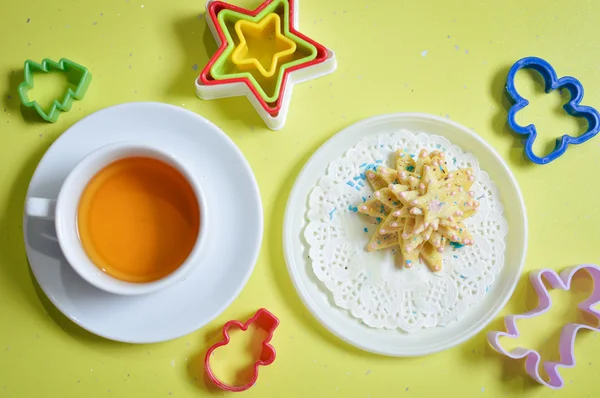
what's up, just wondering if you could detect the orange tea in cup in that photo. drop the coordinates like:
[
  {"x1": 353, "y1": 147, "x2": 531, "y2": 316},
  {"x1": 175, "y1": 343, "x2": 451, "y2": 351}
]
[{"x1": 77, "y1": 157, "x2": 200, "y2": 283}]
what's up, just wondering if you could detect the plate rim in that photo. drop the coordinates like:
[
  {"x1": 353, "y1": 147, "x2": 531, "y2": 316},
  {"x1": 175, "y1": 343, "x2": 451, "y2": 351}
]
[
  {"x1": 282, "y1": 112, "x2": 528, "y2": 356},
  {"x1": 23, "y1": 102, "x2": 264, "y2": 343}
]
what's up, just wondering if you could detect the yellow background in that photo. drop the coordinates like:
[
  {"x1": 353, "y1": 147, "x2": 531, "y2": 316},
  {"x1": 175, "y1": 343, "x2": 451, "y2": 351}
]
[{"x1": 1, "y1": 0, "x2": 600, "y2": 396}]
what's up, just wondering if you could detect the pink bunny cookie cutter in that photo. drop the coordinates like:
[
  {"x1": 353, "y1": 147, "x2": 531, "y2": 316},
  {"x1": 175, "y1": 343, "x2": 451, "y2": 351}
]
[{"x1": 487, "y1": 264, "x2": 600, "y2": 389}]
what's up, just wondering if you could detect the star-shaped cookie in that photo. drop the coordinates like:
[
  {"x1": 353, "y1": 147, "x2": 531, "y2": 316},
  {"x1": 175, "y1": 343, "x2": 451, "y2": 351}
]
[{"x1": 359, "y1": 149, "x2": 479, "y2": 272}]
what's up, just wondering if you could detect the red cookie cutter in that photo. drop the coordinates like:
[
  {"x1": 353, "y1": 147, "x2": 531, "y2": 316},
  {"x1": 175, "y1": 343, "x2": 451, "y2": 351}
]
[{"x1": 204, "y1": 308, "x2": 279, "y2": 392}]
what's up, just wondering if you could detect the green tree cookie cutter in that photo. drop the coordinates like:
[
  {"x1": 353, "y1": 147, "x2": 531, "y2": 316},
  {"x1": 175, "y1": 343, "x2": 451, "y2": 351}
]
[
  {"x1": 210, "y1": 0, "x2": 317, "y2": 103},
  {"x1": 18, "y1": 58, "x2": 92, "y2": 123}
]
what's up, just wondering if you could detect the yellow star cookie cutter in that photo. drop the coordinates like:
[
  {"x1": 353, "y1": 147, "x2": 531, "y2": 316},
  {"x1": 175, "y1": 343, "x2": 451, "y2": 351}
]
[{"x1": 231, "y1": 13, "x2": 297, "y2": 78}]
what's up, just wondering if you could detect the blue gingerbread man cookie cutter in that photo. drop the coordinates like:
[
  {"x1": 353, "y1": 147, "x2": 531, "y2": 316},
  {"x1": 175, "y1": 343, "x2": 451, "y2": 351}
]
[{"x1": 506, "y1": 56, "x2": 600, "y2": 164}]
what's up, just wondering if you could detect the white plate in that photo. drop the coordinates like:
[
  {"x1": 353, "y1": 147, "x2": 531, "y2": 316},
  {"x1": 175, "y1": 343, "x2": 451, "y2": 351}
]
[
  {"x1": 283, "y1": 113, "x2": 527, "y2": 356},
  {"x1": 24, "y1": 102, "x2": 263, "y2": 343}
]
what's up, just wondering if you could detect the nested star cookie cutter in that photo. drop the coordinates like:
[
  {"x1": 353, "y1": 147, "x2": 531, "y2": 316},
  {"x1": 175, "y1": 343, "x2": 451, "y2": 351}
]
[
  {"x1": 208, "y1": 0, "x2": 317, "y2": 102},
  {"x1": 196, "y1": 0, "x2": 336, "y2": 130},
  {"x1": 209, "y1": 1, "x2": 319, "y2": 104},
  {"x1": 506, "y1": 56, "x2": 600, "y2": 164},
  {"x1": 205, "y1": 308, "x2": 279, "y2": 392},
  {"x1": 18, "y1": 58, "x2": 92, "y2": 123},
  {"x1": 487, "y1": 264, "x2": 600, "y2": 389}
]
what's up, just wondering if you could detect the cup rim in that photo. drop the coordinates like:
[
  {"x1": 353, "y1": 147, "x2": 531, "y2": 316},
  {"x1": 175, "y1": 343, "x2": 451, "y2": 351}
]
[{"x1": 55, "y1": 141, "x2": 207, "y2": 295}]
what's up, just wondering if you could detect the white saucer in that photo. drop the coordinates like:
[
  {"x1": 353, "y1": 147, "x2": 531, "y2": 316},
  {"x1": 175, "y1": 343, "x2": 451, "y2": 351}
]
[
  {"x1": 24, "y1": 102, "x2": 263, "y2": 343},
  {"x1": 283, "y1": 113, "x2": 527, "y2": 356}
]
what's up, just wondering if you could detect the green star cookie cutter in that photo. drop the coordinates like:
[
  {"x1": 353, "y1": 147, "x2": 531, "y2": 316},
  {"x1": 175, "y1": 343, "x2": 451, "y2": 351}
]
[
  {"x1": 211, "y1": 0, "x2": 317, "y2": 103},
  {"x1": 18, "y1": 58, "x2": 92, "y2": 123}
]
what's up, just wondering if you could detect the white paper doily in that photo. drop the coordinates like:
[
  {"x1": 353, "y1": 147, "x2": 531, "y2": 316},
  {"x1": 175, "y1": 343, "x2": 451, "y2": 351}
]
[{"x1": 303, "y1": 130, "x2": 508, "y2": 332}]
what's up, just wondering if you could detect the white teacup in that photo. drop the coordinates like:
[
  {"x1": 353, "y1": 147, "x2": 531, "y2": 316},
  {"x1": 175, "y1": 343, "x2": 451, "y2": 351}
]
[{"x1": 26, "y1": 142, "x2": 208, "y2": 295}]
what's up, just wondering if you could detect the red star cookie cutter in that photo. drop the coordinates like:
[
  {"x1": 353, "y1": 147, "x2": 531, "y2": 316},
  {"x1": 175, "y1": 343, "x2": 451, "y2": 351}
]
[
  {"x1": 487, "y1": 264, "x2": 600, "y2": 389},
  {"x1": 204, "y1": 308, "x2": 279, "y2": 392},
  {"x1": 196, "y1": 0, "x2": 336, "y2": 130}
]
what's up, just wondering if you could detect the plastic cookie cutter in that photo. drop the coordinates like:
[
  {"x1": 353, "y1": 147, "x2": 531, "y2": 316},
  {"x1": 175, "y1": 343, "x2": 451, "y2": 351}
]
[
  {"x1": 208, "y1": 2, "x2": 320, "y2": 106},
  {"x1": 487, "y1": 264, "x2": 600, "y2": 389},
  {"x1": 205, "y1": 308, "x2": 279, "y2": 392},
  {"x1": 197, "y1": 0, "x2": 334, "y2": 128},
  {"x1": 196, "y1": 0, "x2": 336, "y2": 130},
  {"x1": 231, "y1": 13, "x2": 297, "y2": 78},
  {"x1": 506, "y1": 56, "x2": 600, "y2": 164},
  {"x1": 208, "y1": 0, "x2": 319, "y2": 104},
  {"x1": 17, "y1": 58, "x2": 92, "y2": 123}
]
